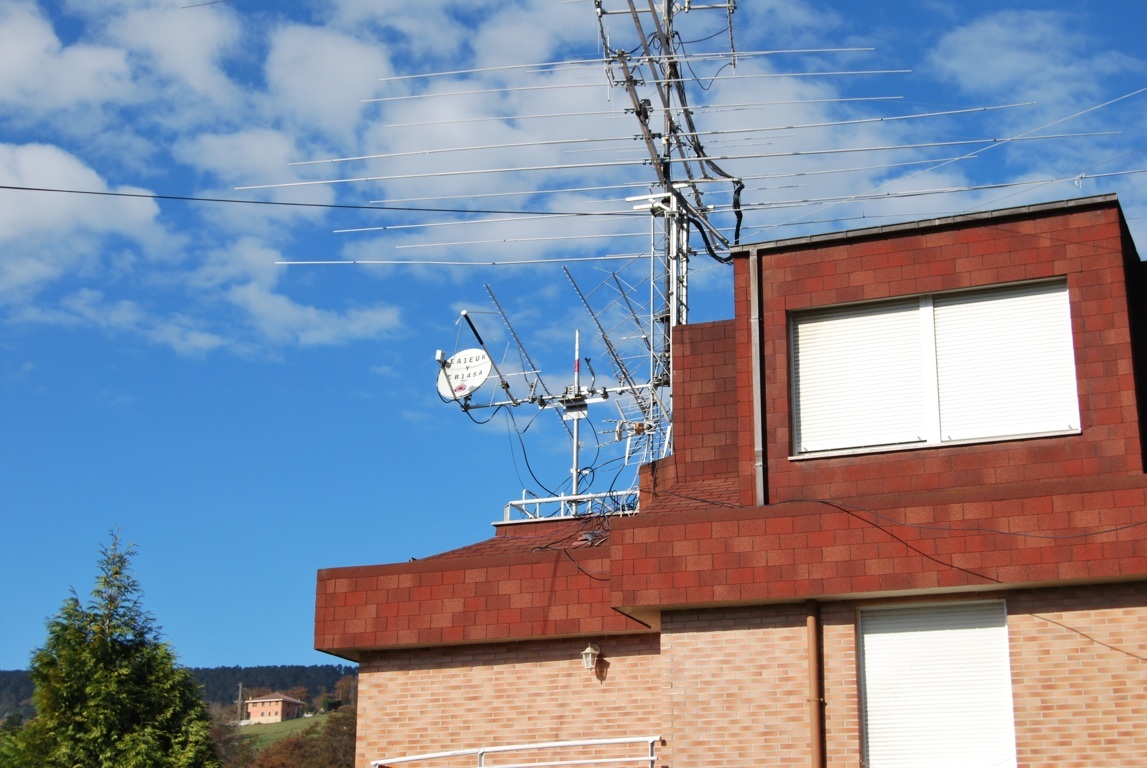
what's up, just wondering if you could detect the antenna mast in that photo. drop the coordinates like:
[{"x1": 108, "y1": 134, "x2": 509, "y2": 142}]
[
  {"x1": 602, "y1": 0, "x2": 742, "y2": 401},
  {"x1": 433, "y1": 0, "x2": 740, "y2": 520}
]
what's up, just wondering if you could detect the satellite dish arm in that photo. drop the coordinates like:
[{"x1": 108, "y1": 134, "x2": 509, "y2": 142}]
[
  {"x1": 435, "y1": 349, "x2": 466, "y2": 405},
  {"x1": 460, "y1": 311, "x2": 520, "y2": 405}
]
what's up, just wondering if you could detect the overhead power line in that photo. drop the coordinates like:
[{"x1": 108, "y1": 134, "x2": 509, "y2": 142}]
[{"x1": 0, "y1": 184, "x2": 645, "y2": 220}]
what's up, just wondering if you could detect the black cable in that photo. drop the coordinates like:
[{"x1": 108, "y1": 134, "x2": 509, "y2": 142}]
[
  {"x1": 686, "y1": 211, "x2": 732, "y2": 263},
  {"x1": 1031, "y1": 613, "x2": 1147, "y2": 662},
  {"x1": 505, "y1": 409, "x2": 561, "y2": 498},
  {"x1": 809, "y1": 498, "x2": 1002, "y2": 584},
  {"x1": 0, "y1": 184, "x2": 646, "y2": 220},
  {"x1": 801, "y1": 497, "x2": 1147, "y2": 542},
  {"x1": 678, "y1": 24, "x2": 731, "y2": 47},
  {"x1": 561, "y1": 548, "x2": 611, "y2": 580},
  {"x1": 461, "y1": 403, "x2": 504, "y2": 425}
]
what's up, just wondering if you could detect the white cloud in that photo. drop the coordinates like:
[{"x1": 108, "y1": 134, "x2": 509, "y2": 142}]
[
  {"x1": 189, "y1": 237, "x2": 283, "y2": 292},
  {"x1": 323, "y1": 0, "x2": 484, "y2": 64},
  {"x1": 105, "y1": 4, "x2": 241, "y2": 103},
  {"x1": 0, "y1": 143, "x2": 167, "y2": 301},
  {"x1": 920, "y1": 8, "x2": 1147, "y2": 219},
  {"x1": 226, "y1": 281, "x2": 402, "y2": 347},
  {"x1": 175, "y1": 128, "x2": 313, "y2": 188},
  {"x1": 0, "y1": 143, "x2": 159, "y2": 238},
  {"x1": 263, "y1": 23, "x2": 391, "y2": 144},
  {"x1": 0, "y1": 3, "x2": 134, "y2": 114},
  {"x1": 468, "y1": 0, "x2": 590, "y2": 69},
  {"x1": 172, "y1": 127, "x2": 340, "y2": 236},
  {"x1": 926, "y1": 11, "x2": 1138, "y2": 112},
  {"x1": 53, "y1": 288, "x2": 229, "y2": 355}
]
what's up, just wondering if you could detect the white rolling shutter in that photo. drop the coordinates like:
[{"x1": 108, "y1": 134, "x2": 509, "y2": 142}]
[
  {"x1": 791, "y1": 299, "x2": 925, "y2": 453},
  {"x1": 859, "y1": 602, "x2": 1018, "y2": 768},
  {"x1": 789, "y1": 279, "x2": 1080, "y2": 456},
  {"x1": 933, "y1": 281, "x2": 1079, "y2": 441}
]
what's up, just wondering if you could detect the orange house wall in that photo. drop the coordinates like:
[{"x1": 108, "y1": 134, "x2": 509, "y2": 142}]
[
  {"x1": 660, "y1": 605, "x2": 811, "y2": 768},
  {"x1": 820, "y1": 602, "x2": 861, "y2": 767},
  {"x1": 355, "y1": 635, "x2": 661, "y2": 768},
  {"x1": 248, "y1": 701, "x2": 285, "y2": 723},
  {"x1": 659, "y1": 583, "x2": 1147, "y2": 768},
  {"x1": 1006, "y1": 582, "x2": 1147, "y2": 767}
]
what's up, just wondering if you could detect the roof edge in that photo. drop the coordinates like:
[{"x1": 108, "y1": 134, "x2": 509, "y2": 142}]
[{"x1": 735, "y1": 194, "x2": 1121, "y2": 256}]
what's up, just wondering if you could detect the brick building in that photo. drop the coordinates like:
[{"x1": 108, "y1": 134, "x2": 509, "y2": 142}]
[
  {"x1": 244, "y1": 692, "x2": 306, "y2": 724},
  {"x1": 316, "y1": 194, "x2": 1147, "y2": 768}
]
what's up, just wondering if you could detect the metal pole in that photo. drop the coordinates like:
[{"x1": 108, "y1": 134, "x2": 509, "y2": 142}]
[
  {"x1": 571, "y1": 330, "x2": 581, "y2": 511},
  {"x1": 806, "y1": 601, "x2": 825, "y2": 768}
]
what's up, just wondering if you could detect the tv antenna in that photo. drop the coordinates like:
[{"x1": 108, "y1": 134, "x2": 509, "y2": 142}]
[
  {"x1": 250, "y1": 0, "x2": 1117, "y2": 521},
  {"x1": 429, "y1": 0, "x2": 739, "y2": 520}
]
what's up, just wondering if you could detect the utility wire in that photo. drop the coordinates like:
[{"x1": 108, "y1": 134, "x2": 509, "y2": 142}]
[{"x1": 0, "y1": 184, "x2": 644, "y2": 220}]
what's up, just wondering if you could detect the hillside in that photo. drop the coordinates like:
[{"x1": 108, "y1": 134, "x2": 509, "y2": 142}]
[
  {"x1": 193, "y1": 664, "x2": 357, "y2": 708},
  {"x1": 0, "y1": 664, "x2": 356, "y2": 722}
]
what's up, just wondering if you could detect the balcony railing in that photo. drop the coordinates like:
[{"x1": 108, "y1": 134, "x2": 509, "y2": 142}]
[{"x1": 373, "y1": 736, "x2": 660, "y2": 768}]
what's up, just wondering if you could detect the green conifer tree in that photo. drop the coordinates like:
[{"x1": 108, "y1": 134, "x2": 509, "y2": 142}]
[{"x1": 1, "y1": 533, "x2": 220, "y2": 768}]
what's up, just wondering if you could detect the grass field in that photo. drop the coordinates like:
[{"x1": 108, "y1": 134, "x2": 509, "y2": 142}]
[{"x1": 241, "y1": 712, "x2": 327, "y2": 749}]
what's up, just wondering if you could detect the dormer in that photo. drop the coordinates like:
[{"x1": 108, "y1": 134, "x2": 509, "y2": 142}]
[{"x1": 738, "y1": 194, "x2": 1146, "y2": 505}]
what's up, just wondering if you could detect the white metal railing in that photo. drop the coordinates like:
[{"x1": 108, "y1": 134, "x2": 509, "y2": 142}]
[
  {"x1": 503, "y1": 491, "x2": 639, "y2": 522},
  {"x1": 372, "y1": 736, "x2": 660, "y2": 768}
]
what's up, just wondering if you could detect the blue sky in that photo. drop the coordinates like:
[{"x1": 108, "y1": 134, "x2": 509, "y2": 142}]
[{"x1": 2, "y1": 0, "x2": 1145, "y2": 670}]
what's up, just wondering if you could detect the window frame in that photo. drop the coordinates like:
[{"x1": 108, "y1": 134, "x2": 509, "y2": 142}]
[
  {"x1": 788, "y1": 279, "x2": 1080, "y2": 459},
  {"x1": 857, "y1": 600, "x2": 1018, "y2": 768}
]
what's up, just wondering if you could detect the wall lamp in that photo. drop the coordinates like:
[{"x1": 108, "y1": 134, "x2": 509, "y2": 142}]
[{"x1": 581, "y1": 643, "x2": 600, "y2": 672}]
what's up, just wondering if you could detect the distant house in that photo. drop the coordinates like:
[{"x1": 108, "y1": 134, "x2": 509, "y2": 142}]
[{"x1": 245, "y1": 692, "x2": 306, "y2": 724}]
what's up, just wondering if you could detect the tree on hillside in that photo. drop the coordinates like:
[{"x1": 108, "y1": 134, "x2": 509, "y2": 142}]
[
  {"x1": 0, "y1": 533, "x2": 220, "y2": 768},
  {"x1": 251, "y1": 707, "x2": 356, "y2": 768},
  {"x1": 207, "y1": 704, "x2": 255, "y2": 768},
  {"x1": 334, "y1": 674, "x2": 358, "y2": 708},
  {"x1": 284, "y1": 686, "x2": 311, "y2": 708}
]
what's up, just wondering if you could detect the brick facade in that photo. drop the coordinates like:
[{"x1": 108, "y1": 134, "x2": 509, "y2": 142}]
[
  {"x1": 318, "y1": 195, "x2": 1147, "y2": 767},
  {"x1": 744, "y1": 199, "x2": 1143, "y2": 504},
  {"x1": 1006, "y1": 583, "x2": 1147, "y2": 767},
  {"x1": 316, "y1": 528, "x2": 646, "y2": 656},
  {"x1": 660, "y1": 605, "x2": 811, "y2": 767},
  {"x1": 355, "y1": 635, "x2": 661, "y2": 768}
]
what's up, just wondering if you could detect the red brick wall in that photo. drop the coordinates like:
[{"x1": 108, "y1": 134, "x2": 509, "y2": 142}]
[
  {"x1": 660, "y1": 605, "x2": 812, "y2": 768},
  {"x1": 356, "y1": 635, "x2": 661, "y2": 768},
  {"x1": 635, "y1": 320, "x2": 743, "y2": 516},
  {"x1": 740, "y1": 199, "x2": 1143, "y2": 503},
  {"x1": 1006, "y1": 581, "x2": 1147, "y2": 767},
  {"x1": 611, "y1": 481, "x2": 1147, "y2": 612},
  {"x1": 316, "y1": 547, "x2": 646, "y2": 658},
  {"x1": 669, "y1": 320, "x2": 741, "y2": 484}
]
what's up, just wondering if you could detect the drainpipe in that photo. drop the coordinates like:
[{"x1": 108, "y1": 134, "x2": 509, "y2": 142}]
[
  {"x1": 807, "y1": 600, "x2": 825, "y2": 768},
  {"x1": 748, "y1": 250, "x2": 766, "y2": 505}
]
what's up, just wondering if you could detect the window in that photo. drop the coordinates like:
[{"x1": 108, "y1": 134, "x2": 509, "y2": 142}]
[
  {"x1": 858, "y1": 601, "x2": 1018, "y2": 768},
  {"x1": 790, "y1": 280, "x2": 1079, "y2": 455}
]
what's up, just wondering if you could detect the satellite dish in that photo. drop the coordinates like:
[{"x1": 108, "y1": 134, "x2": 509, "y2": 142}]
[{"x1": 436, "y1": 348, "x2": 493, "y2": 399}]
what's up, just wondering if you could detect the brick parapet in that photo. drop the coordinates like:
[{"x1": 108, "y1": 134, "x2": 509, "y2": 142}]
[
  {"x1": 669, "y1": 320, "x2": 741, "y2": 484},
  {"x1": 611, "y1": 476, "x2": 1147, "y2": 616},
  {"x1": 316, "y1": 546, "x2": 647, "y2": 660}
]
